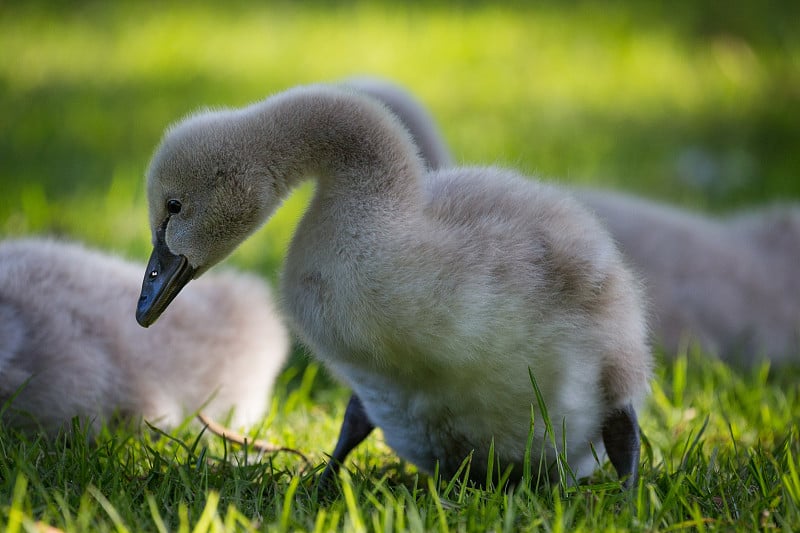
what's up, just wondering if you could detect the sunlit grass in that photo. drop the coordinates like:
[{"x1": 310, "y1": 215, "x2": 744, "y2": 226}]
[
  {"x1": 2, "y1": 355, "x2": 799, "y2": 531},
  {"x1": 1, "y1": 2, "x2": 799, "y2": 269},
  {"x1": 0, "y1": 4, "x2": 776, "y2": 114}
]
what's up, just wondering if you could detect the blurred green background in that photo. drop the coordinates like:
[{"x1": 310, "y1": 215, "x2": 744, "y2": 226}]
[{"x1": 1, "y1": 1, "x2": 799, "y2": 278}]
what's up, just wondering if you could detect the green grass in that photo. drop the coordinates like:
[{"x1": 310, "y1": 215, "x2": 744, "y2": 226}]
[
  {"x1": 2, "y1": 1, "x2": 799, "y2": 266},
  {"x1": 2, "y1": 354, "x2": 799, "y2": 531},
  {"x1": 1, "y1": 1, "x2": 799, "y2": 531}
]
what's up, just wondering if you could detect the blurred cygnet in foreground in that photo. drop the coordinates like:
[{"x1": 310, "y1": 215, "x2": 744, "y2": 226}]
[
  {"x1": 0, "y1": 238, "x2": 289, "y2": 435},
  {"x1": 351, "y1": 77, "x2": 799, "y2": 365}
]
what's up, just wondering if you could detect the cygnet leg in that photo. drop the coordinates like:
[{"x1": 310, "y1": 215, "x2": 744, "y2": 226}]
[
  {"x1": 318, "y1": 394, "x2": 375, "y2": 489},
  {"x1": 601, "y1": 403, "x2": 640, "y2": 489}
]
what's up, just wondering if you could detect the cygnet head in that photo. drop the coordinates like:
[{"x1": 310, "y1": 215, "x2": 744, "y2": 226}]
[
  {"x1": 136, "y1": 108, "x2": 278, "y2": 327},
  {"x1": 136, "y1": 84, "x2": 422, "y2": 327}
]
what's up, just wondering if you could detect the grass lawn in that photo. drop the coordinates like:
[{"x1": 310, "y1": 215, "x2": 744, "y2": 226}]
[
  {"x1": 2, "y1": 355, "x2": 799, "y2": 531},
  {"x1": 1, "y1": 1, "x2": 799, "y2": 531}
]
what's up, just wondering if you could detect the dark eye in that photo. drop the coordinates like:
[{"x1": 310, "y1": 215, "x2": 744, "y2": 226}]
[{"x1": 166, "y1": 199, "x2": 182, "y2": 215}]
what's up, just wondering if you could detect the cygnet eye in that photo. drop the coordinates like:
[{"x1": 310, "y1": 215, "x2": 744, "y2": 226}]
[{"x1": 166, "y1": 199, "x2": 182, "y2": 215}]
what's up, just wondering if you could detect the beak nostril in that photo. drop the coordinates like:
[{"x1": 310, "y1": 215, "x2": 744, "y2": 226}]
[{"x1": 138, "y1": 235, "x2": 194, "y2": 326}]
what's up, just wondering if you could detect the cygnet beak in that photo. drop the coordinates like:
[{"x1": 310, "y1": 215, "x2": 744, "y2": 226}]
[{"x1": 136, "y1": 218, "x2": 196, "y2": 327}]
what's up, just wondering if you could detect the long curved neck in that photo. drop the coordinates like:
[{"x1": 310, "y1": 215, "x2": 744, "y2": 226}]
[{"x1": 244, "y1": 86, "x2": 426, "y2": 212}]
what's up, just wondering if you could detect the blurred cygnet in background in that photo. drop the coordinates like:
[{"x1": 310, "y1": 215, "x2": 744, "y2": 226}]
[{"x1": 573, "y1": 190, "x2": 800, "y2": 365}]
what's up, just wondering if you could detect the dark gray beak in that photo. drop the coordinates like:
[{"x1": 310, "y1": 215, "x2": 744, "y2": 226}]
[{"x1": 136, "y1": 219, "x2": 196, "y2": 327}]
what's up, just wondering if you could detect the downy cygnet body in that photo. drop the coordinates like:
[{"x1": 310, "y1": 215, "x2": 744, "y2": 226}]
[{"x1": 136, "y1": 83, "x2": 651, "y2": 487}]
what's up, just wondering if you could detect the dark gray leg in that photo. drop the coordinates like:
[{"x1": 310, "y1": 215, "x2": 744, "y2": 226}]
[
  {"x1": 317, "y1": 394, "x2": 375, "y2": 491},
  {"x1": 601, "y1": 403, "x2": 640, "y2": 489}
]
